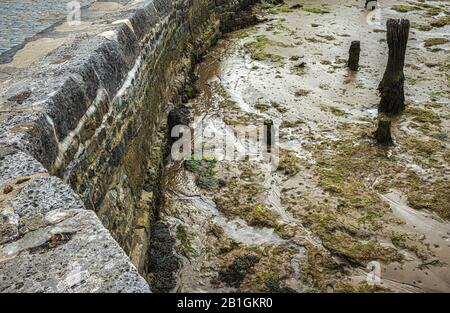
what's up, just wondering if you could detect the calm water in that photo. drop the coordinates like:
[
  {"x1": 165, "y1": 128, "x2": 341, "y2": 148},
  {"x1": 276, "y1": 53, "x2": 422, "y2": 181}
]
[{"x1": 0, "y1": 0, "x2": 94, "y2": 54}]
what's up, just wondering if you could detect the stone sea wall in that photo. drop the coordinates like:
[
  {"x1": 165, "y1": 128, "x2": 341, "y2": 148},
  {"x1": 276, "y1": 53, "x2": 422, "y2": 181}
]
[{"x1": 0, "y1": 0, "x2": 257, "y2": 292}]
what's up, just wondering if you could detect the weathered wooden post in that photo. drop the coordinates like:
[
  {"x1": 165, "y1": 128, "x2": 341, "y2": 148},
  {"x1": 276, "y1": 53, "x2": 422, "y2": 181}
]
[
  {"x1": 366, "y1": 0, "x2": 377, "y2": 10},
  {"x1": 375, "y1": 114, "x2": 394, "y2": 146},
  {"x1": 348, "y1": 41, "x2": 361, "y2": 71},
  {"x1": 378, "y1": 19, "x2": 410, "y2": 115},
  {"x1": 264, "y1": 119, "x2": 274, "y2": 153}
]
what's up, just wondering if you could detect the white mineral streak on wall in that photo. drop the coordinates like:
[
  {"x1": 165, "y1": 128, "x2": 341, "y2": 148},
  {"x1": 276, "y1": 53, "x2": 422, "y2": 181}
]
[{"x1": 53, "y1": 87, "x2": 110, "y2": 170}]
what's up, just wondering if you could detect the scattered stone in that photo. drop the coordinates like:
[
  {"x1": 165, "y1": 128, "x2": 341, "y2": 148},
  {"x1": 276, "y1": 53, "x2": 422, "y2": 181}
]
[
  {"x1": 7, "y1": 90, "x2": 32, "y2": 104},
  {"x1": 3, "y1": 185, "x2": 13, "y2": 194}
]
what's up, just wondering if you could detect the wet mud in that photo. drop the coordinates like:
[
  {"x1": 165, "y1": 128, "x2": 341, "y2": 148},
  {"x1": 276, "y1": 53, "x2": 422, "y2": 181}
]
[{"x1": 149, "y1": 0, "x2": 450, "y2": 293}]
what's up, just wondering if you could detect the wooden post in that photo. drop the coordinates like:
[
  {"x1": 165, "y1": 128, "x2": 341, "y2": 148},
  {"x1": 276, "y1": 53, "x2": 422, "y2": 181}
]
[
  {"x1": 375, "y1": 114, "x2": 394, "y2": 146},
  {"x1": 348, "y1": 41, "x2": 361, "y2": 71},
  {"x1": 366, "y1": 0, "x2": 377, "y2": 10},
  {"x1": 264, "y1": 119, "x2": 274, "y2": 153},
  {"x1": 378, "y1": 19, "x2": 410, "y2": 115}
]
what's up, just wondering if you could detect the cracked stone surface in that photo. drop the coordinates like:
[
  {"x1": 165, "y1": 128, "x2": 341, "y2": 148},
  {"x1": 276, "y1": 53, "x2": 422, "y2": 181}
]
[
  {"x1": 0, "y1": 209, "x2": 149, "y2": 293},
  {"x1": 0, "y1": 150, "x2": 150, "y2": 292}
]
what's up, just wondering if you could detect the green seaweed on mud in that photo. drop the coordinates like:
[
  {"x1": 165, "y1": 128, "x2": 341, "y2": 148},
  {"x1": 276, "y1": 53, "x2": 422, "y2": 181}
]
[
  {"x1": 390, "y1": 231, "x2": 431, "y2": 261},
  {"x1": 317, "y1": 34, "x2": 336, "y2": 41},
  {"x1": 244, "y1": 35, "x2": 292, "y2": 62},
  {"x1": 334, "y1": 281, "x2": 391, "y2": 293},
  {"x1": 320, "y1": 104, "x2": 349, "y2": 117},
  {"x1": 255, "y1": 247, "x2": 296, "y2": 292},
  {"x1": 280, "y1": 119, "x2": 304, "y2": 128},
  {"x1": 321, "y1": 232, "x2": 403, "y2": 266},
  {"x1": 305, "y1": 37, "x2": 322, "y2": 43},
  {"x1": 249, "y1": 245, "x2": 297, "y2": 292},
  {"x1": 277, "y1": 149, "x2": 301, "y2": 175},
  {"x1": 305, "y1": 120, "x2": 450, "y2": 221},
  {"x1": 424, "y1": 38, "x2": 449, "y2": 47},
  {"x1": 248, "y1": 204, "x2": 280, "y2": 228},
  {"x1": 275, "y1": 99, "x2": 448, "y2": 288},
  {"x1": 430, "y1": 16, "x2": 450, "y2": 28},
  {"x1": 176, "y1": 225, "x2": 195, "y2": 257},
  {"x1": 411, "y1": 23, "x2": 433, "y2": 31},
  {"x1": 268, "y1": 19, "x2": 296, "y2": 37},
  {"x1": 254, "y1": 102, "x2": 271, "y2": 111},
  {"x1": 405, "y1": 106, "x2": 442, "y2": 126},
  {"x1": 284, "y1": 193, "x2": 401, "y2": 268},
  {"x1": 217, "y1": 245, "x2": 296, "y2": 292},
  {"x1": 271, "y1": 101, "x2": 288, "y2": 113},
  {"x1": 402, "y1": 176, "x2": 450, "y2": 220},
  {"x1": 409, "y1": 1, "x2": 438, "y2": 10},
  {"x1": 229, "y1": 25, "x2": 256, "y2": 39},
  {"x1": 297, "y1": 205, "x2": 400, "y2": 290},
  {"x1": 224, "y1": 113, "x2": 262, "y2": 126},
  {"x1": 403, "y1": 137, "x2": 442, "y2": 158},
  {"x1": 305, "y1": 139, "x2": 389, "y2": 219},
  {"x1": 181, "y1": 0, "x2": 449, "y2": 293},
  {"x1": 294, "y1": 89, "x2": 311, "y2": 97},
  {"x1": 305, "y1": 208, "x2": 401, "y2": 264},
  {"x1": 299, "y1": 241, "x2": 392, "y2": 293},
  {"x1": 267, "y1": 5, "x2": 295, "y2": 14},
  {"x1": 301, "y1": 7, "x2": 330, "y2": 14},
  {"x1": 300, "y1": 245, "x2": 343, "y2": 292},
  {"x1": 214, "y1": 170, "x2": 279, "y2": 228},
  {"x1": 185, "y1": 154, "x2": 223, "y2": 190},
  {"x1": 391, "y1": 5, "x2": 418, "y2": 13},
  {"x1": 425, "y1": 7, "x2": 441, "y2": 16},
  {"x1": 218, "y1": 254, "x2": 260, "y2": 288}
]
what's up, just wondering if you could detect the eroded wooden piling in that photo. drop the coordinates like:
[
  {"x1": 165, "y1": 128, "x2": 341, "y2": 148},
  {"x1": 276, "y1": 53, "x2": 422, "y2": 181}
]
[
  {"x1": 348, "y1": 41, "x2": 361, "y2": 71},
  {"x1": 378, "y1": 19, "x2": 410, "y2": 115},
  {"x1": 375, "y1": 114, "x2": 394, "y2": 146}
]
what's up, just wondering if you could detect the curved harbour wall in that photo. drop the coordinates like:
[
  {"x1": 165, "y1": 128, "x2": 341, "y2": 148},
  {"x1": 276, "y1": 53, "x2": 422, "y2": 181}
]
[{"x1": 0, "y1": 0, "x2": 257, "y2": 292}]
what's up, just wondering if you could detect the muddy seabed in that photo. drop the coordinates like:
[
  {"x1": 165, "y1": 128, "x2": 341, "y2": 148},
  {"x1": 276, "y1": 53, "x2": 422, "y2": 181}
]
[{"x1": 148, "y1": 0, "x2": 450, "y2": 293}]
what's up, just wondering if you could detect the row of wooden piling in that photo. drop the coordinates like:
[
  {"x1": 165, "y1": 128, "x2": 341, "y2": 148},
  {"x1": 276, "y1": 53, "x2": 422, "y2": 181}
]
[{"x1": 347, "y1": 18, "x2": 410, "y2": 146}]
